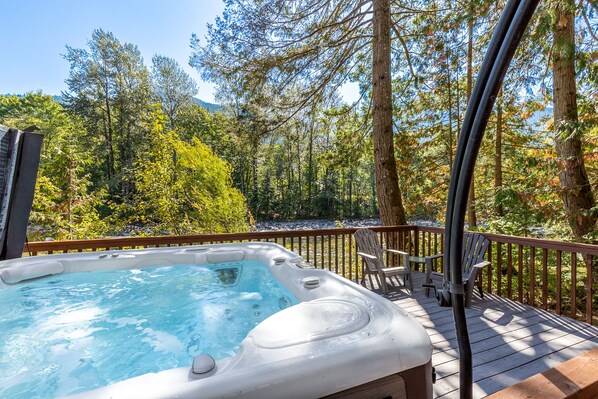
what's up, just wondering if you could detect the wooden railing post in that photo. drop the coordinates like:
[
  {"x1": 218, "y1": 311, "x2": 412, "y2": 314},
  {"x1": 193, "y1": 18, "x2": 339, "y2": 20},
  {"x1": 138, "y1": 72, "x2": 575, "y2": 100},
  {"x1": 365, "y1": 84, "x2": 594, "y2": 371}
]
[{"x1": 586, "y1": 255, "x2": 594, "y2": 324}]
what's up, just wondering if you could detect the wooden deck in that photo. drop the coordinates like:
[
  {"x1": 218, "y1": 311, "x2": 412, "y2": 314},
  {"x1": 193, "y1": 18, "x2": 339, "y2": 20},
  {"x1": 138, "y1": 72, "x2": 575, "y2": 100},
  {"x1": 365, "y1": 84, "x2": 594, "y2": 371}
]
[{"x1": 369, "y1": 271, "x2": 598, "y2": 398}]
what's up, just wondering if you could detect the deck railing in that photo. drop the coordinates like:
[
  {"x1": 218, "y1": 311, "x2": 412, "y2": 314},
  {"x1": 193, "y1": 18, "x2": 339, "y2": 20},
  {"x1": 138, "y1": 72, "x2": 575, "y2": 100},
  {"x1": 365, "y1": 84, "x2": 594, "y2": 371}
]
[
  {"x1": 414, "y1": 226, "x2": 597, "y2": 325},
  {"x1": 23, "y1": 225, "x2": 597, "y2": 325},
  {"x1": 24, "y1": 226, "x2": 418, "y2": 284}
]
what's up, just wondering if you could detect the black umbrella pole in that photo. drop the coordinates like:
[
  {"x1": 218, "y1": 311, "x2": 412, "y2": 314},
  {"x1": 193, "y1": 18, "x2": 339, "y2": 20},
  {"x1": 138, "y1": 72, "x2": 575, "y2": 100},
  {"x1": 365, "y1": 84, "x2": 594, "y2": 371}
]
[
  {"x1": 444, "y1": 0, "x2": 540, "y2": 398},
  {"x1": 452, "y1": 292, "x2": 472, "y2": 398}
]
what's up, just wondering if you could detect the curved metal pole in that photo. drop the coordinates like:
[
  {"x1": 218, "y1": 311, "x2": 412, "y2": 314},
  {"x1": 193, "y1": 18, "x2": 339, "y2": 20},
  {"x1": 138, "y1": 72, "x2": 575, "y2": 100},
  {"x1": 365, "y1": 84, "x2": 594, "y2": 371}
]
[
  {"x1": 443, "y1": 0, "x2": 522, "y2": 282},
  {"x1": 443, "y1": 0, "x2": 539, "y2": 398}
]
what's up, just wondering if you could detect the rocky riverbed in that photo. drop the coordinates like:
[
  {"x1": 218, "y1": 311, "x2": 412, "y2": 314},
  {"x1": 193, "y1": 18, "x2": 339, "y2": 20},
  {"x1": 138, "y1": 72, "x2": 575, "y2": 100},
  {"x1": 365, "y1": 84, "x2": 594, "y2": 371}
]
[
  {"x1": 253, "y1": 219, "x2": 441, "y2": 231},
  {"x1": 31, "y1": 219, "x2": 442, "y2": 240}
]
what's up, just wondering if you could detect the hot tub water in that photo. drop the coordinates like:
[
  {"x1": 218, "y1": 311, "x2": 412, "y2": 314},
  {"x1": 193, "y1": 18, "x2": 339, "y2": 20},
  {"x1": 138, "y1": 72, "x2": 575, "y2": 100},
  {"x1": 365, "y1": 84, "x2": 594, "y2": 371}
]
[{"x1": 0, "y1": 262, "x2": 296, "y2": 399}]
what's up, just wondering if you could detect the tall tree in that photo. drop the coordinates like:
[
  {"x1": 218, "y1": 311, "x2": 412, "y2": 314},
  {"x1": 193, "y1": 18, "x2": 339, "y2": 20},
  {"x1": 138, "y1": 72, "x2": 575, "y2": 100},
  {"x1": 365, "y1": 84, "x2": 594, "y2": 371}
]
[
  {"x1": 191, "y1": 0, "x2": 416, "y2": 225},
  {"x1": 63, "y1": 29, "x2": 153, "y2": 202},
  {"x1": 552, "y1": 0, "x2": 596, "y2": 241},
  {"x1": 373, "y1": 0, "x2": 406, "y2": 225},
  {"x1": 466, "y1": 0, "x2": 478, "y2": 228},
  {"x1": 494, "y1": 89, "x2": 504, "y2": 217},
  {"x1": 151, "y1": 55, "x2": 198, "y2": 127}
]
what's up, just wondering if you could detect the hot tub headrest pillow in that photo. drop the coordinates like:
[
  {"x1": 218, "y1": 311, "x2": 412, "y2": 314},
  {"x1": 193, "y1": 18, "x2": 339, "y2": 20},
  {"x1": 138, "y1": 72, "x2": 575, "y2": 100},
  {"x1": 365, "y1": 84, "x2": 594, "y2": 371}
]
[{"x1": 0, "y1": 261, "x2": 64, "y2": 284}]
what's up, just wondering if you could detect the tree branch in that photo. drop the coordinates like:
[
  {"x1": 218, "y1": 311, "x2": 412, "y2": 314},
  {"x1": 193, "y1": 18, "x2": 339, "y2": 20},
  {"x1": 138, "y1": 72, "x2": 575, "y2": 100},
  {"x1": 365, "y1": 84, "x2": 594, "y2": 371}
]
[
  {"x1": 580, "y1": 1, "x2": 598, "y2": 42},
  {"x1": 390, "y1": 21, "x2": 417, "y2": 81}
]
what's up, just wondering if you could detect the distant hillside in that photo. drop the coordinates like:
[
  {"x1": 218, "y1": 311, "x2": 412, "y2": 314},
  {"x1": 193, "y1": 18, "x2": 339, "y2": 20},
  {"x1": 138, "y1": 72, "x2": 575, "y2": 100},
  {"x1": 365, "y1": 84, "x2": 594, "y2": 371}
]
[{"x1": 192, "y1": 98, "x2": 220, "y2": 113}]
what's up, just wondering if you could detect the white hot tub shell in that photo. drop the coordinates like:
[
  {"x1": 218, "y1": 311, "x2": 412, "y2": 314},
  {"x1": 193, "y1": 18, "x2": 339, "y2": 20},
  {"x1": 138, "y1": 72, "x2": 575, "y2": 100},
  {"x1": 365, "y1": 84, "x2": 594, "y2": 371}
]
[{"x1": 0, "y1": 242, "x2": 433, "y2": 399}]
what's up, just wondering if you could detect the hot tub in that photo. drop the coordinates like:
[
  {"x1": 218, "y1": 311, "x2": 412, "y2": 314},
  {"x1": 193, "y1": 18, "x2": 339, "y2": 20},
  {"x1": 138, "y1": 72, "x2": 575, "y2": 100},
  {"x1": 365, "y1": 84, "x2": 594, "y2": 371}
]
[{"x1": 0, "y1": 242, "x2": 433, "y2": 398}]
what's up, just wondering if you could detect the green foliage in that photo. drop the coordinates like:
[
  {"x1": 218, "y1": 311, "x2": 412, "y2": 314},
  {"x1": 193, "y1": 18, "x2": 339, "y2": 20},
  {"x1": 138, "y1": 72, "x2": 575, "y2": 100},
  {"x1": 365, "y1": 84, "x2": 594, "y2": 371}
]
[
  {"x1": 174, "y1": 102, "x2": 236, "y2": 159},
  {"x1": 235, "y1": 103, "x2": 379, "y2": 221},
  {"x1": 134, "y1": 114, "x2": 251, "y2": 234},
  {"x1": 191, "y1": 0, "x2": 364, "y2": 112},
  {"x1": 0, "y1": 93, "x2": 107, "y2": 240}
]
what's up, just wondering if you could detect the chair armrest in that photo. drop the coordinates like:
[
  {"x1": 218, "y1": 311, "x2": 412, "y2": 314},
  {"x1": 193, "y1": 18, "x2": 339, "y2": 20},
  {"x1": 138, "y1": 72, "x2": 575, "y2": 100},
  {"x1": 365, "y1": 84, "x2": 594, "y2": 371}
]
[
  {"x1": 464, "y1": 261, "x2": 491, "y2": 284},
  {"x1": 383, "y1": 248, "x2": 408, "y2": 256},
  {"x1": 424, "y1": 253, "x2": 444, "y2": 275},
  {"x1": 357, "y1": 251, "x2": 377, "y2": 260},
  {"x1": 473, "y1": 260, "x2": 491, "y2": 270},
  {"x1": 383, "y1": 248, "x2": 410, "y2": 268}
]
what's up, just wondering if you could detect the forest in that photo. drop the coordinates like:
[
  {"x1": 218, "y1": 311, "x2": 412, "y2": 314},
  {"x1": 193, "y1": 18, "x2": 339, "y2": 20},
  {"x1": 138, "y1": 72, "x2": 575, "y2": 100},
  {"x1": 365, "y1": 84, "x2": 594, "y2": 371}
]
[{"x1": 0, "y1": 0, "x2": 596, "y2": 244}]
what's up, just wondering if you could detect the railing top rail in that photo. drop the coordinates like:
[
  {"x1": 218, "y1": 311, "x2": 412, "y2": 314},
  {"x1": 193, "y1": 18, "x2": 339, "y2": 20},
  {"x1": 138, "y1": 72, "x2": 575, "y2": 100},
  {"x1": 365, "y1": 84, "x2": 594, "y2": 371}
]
[
  {"x1": 479, "y1": 232, "x2": 598, "y2": 255},
  {"x1": 416, "y1": 226, "x2": 445, "y2": 234},
  {"x1": 24, "y1": 225, "x2": 418, "y2": 253},
  {"x1": 417, "y1": 225, "x2": 598, "y2": 255},
  {"x1": 23, "y1": 225, "x2": 597, "y2": 256}
]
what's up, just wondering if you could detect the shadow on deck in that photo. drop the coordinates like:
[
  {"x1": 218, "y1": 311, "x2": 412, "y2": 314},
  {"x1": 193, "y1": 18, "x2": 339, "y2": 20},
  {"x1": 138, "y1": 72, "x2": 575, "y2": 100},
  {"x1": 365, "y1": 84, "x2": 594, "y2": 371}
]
[{"x1": 366, "y1": 271, "x2": 598, "y2": 398}]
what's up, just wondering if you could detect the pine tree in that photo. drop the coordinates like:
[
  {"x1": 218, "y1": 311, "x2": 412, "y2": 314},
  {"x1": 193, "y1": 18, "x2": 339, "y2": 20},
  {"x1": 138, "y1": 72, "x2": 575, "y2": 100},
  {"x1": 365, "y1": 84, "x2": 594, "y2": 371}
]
[
  {"x1": 552, "y1": 0, "x2": 596, "y2": 242},
  {"x1": 63, "y1": 29, "x2": 153, "y2": 202},
  {"x1": 151, "y1": 55, "x2": 198, "y2": 127}
]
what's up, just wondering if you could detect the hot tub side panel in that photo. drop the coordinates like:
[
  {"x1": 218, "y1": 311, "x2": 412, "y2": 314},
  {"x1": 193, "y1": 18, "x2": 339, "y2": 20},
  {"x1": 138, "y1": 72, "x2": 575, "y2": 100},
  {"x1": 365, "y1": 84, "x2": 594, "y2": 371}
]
[{"x1": 321, "y1": 359, "x2": 433, "y2": 399}]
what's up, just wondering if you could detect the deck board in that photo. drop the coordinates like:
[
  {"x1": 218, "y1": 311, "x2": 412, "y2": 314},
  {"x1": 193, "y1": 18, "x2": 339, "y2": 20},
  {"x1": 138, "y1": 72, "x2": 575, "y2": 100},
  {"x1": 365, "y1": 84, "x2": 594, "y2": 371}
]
[{"x1": 368, "y1": 271, "x2": 598, "y2": 398}]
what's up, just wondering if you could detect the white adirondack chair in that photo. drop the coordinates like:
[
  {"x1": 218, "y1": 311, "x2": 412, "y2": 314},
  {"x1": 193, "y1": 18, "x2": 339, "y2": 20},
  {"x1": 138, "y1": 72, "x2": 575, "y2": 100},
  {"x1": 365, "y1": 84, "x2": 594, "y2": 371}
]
[{"x1": 354, "y1": 228, "x2": 413, "y2": 294}]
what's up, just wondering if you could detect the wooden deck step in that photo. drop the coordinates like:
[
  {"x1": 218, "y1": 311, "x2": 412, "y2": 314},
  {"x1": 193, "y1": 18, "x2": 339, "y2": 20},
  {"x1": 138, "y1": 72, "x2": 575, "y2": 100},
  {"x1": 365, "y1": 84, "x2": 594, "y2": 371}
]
[{"x1": 485, "y1": 348, "x2": 598, "y2": 399}]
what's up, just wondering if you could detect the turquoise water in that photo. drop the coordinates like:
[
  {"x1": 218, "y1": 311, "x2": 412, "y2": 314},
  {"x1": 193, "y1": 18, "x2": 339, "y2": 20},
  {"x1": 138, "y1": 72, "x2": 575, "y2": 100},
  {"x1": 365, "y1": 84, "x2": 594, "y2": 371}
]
[{"x1": 0, "y1": 262, "x2": 297, "y2": 399}]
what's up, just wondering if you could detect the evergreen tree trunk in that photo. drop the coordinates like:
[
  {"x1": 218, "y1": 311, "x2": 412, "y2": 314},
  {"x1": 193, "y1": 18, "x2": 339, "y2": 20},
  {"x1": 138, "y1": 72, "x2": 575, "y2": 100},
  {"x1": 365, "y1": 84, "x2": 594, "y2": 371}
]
[
  {"x1": 67, "y1": 160, "x2": 74, "y2": 239},
  {"x1": 372, "y1": 0, "x2": 406, "y2": 226},
  {"x1": 552, "y1": 1, "x2": 596, "y2": 242},
  {"x1": 466, "y1": 7, "x2": 478, "y2": 228},
  {"x1": 103, "y1": 84, "x2": 115, "y2": 184},
  {"x1": 297, "y1": 134, "x2": 302, "y2": 216},
  {"x1": 308, "y1": 120, "x2": 314, "y2": 216},
  {"x1": 251, "y1": 140, "x2": 259, "y2": 215},
  {"x1": 495, "y1": 90, "x2": 504, "y2": 216},
  {"x1": 348, "y1": 171, "x2": 353, "y2": 217},
  {"x1": 447, "y1": 53, "x2": 454, "y2": 172},
  {"x1": 371, "y1": 169, "x2": 377, "y2": 216}
]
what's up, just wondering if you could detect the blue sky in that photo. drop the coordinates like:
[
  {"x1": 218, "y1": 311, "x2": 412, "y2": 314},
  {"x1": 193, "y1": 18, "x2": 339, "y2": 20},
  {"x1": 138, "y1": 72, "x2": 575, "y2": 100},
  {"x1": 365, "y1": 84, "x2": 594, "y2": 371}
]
[{"x1": 0, "y1": 0, "x2": 223, "y2": 102}]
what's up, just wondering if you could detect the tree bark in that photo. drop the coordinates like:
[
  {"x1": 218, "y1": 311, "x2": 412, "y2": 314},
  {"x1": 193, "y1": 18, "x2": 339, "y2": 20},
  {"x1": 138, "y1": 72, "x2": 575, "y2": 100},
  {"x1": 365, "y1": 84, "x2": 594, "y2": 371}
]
[
  {"x1": 447, "y1": 51, "x2": 454, "y2": 172},
  {"x1": 251, "y1": 139, "x2": 259, "y2": 215},
  {"x1": 348, "y1": 171, "x2": 353, "y2": 217},
  {"x1": 552, "y1": 1, "x2": 596, "y2": 242},
  {"x1": 495, "y1": 90, "x2": 503, "y2": 216},
  {"x1": 103, "y1": 77, "x2": 115, "y2": 185},
  {"x1": 466, "y1": 6, "x2": 478, "y2": 228},
  {"x1": 308, "y1": 118, "x2": 314, "y2": 215},
  {"x1": 297, "y1": 131, "x2": 302, "y2": 215},
  {"x1": 372, "y1": 0, "x2": 407, "y2": 226}
]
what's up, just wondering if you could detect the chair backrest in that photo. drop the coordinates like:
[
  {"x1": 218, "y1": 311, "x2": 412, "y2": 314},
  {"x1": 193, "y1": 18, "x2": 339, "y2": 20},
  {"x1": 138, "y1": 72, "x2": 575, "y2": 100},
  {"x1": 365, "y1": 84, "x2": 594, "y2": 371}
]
[
  {"x1": 354, "y1": 228, "x2": 384, "y2": 272},
  {"x1": 462, "y1": 233, "x2": 490, "y2": 275}
]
